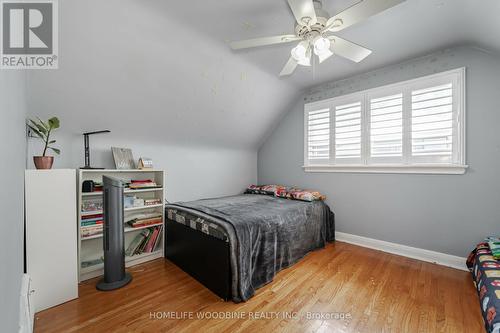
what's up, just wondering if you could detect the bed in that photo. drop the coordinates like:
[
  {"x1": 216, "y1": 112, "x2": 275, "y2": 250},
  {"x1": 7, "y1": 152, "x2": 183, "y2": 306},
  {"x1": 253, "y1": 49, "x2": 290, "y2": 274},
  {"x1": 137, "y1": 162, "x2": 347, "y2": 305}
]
[
  {"x1": 165, "y1": 193, "x2": 335, "y2": 302},
  {"x1": 467, "y1": 242, "x2": 500, "y2": 333}
]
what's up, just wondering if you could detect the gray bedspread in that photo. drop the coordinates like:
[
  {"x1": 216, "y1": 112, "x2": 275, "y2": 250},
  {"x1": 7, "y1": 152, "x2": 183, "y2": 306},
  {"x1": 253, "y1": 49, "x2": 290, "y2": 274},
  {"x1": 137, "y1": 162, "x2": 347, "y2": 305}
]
[{"x1": 167, "y1": 194, "x2": 335, "y2": 302}]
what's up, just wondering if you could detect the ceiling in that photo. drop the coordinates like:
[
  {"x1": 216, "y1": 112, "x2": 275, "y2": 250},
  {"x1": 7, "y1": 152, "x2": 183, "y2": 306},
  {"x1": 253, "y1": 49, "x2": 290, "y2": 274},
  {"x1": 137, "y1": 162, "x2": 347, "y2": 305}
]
[
  {"x1": 27, "y1": 0, "x2": 500, "y2": 152},
  {"x1": 155, "y1": 0, "x2": 500, "y2": 89},
  {"x1": 27, "y1": 0, "x2": 298, "y2": 151}
]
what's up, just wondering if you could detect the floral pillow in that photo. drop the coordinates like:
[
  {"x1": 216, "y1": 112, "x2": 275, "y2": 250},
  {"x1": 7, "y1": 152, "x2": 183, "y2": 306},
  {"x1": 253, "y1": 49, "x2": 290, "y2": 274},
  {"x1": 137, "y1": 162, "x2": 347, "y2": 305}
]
[
  {"x1": 260, "y1": 184, "x2": 286, "y2": 195},
  {"x1": 245, "y1": 184, "x2": 264, "y2": 194},
  {"x1": 246, "y1": 185, "x2": 325, "y2": 202},
  {"x1": 245, "y1": 184, "x2": 286, "y2": 196},
  {"x1": 286, "y1": 188, "x2": 326, "y2": 202},
  {"x1": 275, "y1": 187, "x2": 290, "y2": 198}
]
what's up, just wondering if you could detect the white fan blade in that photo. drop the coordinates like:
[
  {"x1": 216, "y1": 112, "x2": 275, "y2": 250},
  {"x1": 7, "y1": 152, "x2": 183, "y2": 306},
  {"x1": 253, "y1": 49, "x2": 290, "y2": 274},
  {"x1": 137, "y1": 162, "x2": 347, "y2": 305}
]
[
  {"x1": 326, "y1": 0, "x2": 406, "y2": 32},
  {"x1": 230, "y1": 35, "x2": 301, "y2": 50},
  {"x1": 329, "y1": 36, "x2": 372, "y2": 63},
  {"x1": 280, "y1": 57, "x2": 298, "y2": 76},
  {"x1": 318, "y1": 49, "x2": 333, "y2": 64},
  {"x1": 287, "y1": 0, "x2": 317, "y2": 26}
]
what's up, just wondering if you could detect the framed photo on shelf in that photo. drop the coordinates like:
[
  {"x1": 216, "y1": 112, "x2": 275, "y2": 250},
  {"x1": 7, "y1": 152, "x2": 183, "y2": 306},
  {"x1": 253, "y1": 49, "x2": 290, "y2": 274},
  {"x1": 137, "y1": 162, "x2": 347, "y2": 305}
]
[{"x1": 112, "y1": 147, "x2": 135, "y2": 169}]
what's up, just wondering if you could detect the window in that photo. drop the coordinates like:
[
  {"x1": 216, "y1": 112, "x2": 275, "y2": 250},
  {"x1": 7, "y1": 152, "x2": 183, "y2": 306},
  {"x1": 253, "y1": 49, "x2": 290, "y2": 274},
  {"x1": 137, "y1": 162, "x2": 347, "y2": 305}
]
[
  {"x1": 411, "y1": 83, "x2": 453, "y2": 160},
  {"x1": 335, "y1": 101, "x2": 362, "y2": 161},
  {"x1": 304, "y1": 68, "x2": 466, "y2": 174},
  {"x1": 369, "y1": 93, "x2": 403, "y2": 159},
  {"x1": 306, "y1": 108, "x2": 330, "y2": 162}
]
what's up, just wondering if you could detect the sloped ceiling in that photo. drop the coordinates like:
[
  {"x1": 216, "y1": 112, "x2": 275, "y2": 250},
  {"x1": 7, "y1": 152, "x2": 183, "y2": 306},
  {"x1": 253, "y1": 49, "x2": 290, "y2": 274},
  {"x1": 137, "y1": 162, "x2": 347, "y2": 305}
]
[
  {"x1": 27, "y1": 0, "x2": 298, "y2": 150},
  {"x1": 28, "y1": 0, "x2": 500, "y2": 150}
]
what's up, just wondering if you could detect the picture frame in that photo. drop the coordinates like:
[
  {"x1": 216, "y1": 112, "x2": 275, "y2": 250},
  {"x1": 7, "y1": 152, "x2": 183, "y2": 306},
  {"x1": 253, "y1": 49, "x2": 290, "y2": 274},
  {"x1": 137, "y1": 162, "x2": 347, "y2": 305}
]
[{"x1": 111, "y1": 147, "x2": 135, "y2": 169}]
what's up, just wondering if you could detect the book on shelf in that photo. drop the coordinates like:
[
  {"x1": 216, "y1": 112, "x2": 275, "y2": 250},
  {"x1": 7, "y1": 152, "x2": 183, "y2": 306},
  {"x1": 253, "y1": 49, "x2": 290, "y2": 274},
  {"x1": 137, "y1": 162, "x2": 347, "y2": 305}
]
[
  {"x1": 153, "y1": 225, "x2": 163, "y2": 252},
  {"x1": 136, "y1": 229, "x2": 154, "y2": 254},
  {"x1": 127, "y1": 217, "x2": 162, "y2": 228},
  {"x1": 81, "y1": 225, "x2": 102, "y2": 230},
  {"x1": 143, "y1": 228, "x2": 159, "y2": 253},
  {"x1": 125, "y1": 229, "x2": 150, "y2": 256},
  {"x1": 81, "y1": 212, "x2": 103, "y2": 218},
  {"x1": 81, "y1": 220, "x2": 103, "y2": 227},
  {"x1": 145, "y1": 226, "x2": 163, "y2": 253},
  {"x1": 81, "y1": 225, "x2": 103, "y2": 238},
  {"x1": 126, "y1": 212, "x2": 162, "y2": 225},
  {"x1": 128, "y1": 179, "x2": 160, "y2": 190},
  {"x1": 125, "y1": 229, "x2": 150, "y2": 257},
  {"x1": 81, "y1": 215, "x2": 162, "y2": 238},
  {"x1": 125, "y1": 226, "x2": 163, "y2": 257},
  {"x1": 81, "y1": 215, "x2": 103, "y2": 222}
]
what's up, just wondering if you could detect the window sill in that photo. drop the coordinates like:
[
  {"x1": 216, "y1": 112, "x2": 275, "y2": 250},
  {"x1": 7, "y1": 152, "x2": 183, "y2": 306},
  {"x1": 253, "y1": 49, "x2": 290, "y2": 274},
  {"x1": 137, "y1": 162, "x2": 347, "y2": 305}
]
[{"x1": 302, "y1": 164, "x2": 468, "y2": 175}]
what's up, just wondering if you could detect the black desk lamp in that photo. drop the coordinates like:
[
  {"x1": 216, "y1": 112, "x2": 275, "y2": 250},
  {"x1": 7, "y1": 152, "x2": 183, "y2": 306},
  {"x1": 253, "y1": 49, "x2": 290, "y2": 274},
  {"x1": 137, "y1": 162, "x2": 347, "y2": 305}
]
[{"x1": 81, "y1": 130, "x2": 110, "y2": 169}]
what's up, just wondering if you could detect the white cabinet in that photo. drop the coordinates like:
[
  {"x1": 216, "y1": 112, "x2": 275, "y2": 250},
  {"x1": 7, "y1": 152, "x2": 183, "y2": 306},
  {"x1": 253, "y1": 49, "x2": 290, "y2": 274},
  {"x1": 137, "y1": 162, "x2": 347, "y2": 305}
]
[{"x1": 25, "y1": 169, "x2": 78, "y2": 312}]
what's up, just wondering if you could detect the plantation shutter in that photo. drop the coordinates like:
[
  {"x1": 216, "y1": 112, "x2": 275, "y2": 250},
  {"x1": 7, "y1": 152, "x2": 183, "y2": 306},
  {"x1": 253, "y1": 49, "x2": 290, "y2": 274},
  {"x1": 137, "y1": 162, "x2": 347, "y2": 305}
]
[
  {"x1": 411, "y1": 83, "x2": 453, "y2": 160},
  {"x1": 334, "y1": 101, "x2": 362, "y2": 161},
  {"x1": 306, "y1": 108, "x2": 330, "y2": 162},
  {"x1": 304, "y1": 68, "x2": 464, "y2": 172},
  {"x1": 369, "y1": 93, "x2": 403, "y2": 160}
]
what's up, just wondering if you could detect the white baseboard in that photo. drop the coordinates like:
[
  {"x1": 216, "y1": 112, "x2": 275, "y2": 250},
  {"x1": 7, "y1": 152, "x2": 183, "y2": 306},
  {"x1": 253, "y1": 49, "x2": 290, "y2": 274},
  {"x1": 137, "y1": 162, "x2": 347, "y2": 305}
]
[{"x1": 335, "y1": 231, "x2": 467, "y2": 271}]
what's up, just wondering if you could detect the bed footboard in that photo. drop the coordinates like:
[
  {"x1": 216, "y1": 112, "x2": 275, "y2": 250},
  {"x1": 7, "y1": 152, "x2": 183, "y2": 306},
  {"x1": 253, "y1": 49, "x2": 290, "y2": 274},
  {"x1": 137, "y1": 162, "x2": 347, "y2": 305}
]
[{"x1": 165, "y1": 218, "x2": 232, "y2": 301}]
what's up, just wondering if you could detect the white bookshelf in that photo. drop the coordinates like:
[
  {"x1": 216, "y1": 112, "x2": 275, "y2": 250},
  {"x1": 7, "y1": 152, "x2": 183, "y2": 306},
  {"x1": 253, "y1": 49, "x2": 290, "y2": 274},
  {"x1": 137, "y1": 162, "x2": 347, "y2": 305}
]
[{"x1": 78, "y1": 169, "x2": 165, "y2": 282}]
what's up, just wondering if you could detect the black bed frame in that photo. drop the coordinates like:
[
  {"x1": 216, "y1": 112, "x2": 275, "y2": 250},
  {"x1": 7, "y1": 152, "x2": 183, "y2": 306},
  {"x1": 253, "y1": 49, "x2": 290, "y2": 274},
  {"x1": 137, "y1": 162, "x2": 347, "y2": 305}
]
[
  {"x1": 165, "y1": 218, "x2": 232, "y2": 300},
  {"x1": 165, "y1": 209, "x2": 335, "y2": 301}
]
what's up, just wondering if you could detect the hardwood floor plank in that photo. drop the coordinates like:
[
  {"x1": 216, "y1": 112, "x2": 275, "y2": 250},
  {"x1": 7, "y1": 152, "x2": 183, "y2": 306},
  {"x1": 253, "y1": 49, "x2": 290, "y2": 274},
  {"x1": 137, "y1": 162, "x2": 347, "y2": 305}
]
[{"x1": 34, "y1": 242, "x2": 484, "y2": 333}]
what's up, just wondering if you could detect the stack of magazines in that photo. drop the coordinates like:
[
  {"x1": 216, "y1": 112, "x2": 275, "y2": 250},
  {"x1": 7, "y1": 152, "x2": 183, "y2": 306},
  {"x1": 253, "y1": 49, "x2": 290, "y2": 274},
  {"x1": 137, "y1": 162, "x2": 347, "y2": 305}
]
[
  {"x1": 128, "y1": 179, "x2": 160, "y2": 190},
  {"x1": 126, "y1": 212, "x2": 163, "y2": 228},
  {"x1": 81, "y1": 213, "x2": 103, "y2": 238}
]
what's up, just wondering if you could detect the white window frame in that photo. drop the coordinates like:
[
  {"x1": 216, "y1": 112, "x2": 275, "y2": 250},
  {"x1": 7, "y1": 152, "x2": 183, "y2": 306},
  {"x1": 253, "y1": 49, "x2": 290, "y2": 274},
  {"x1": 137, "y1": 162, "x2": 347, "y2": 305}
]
[{"x1": 303, "y1": 68, "x2": 467, "y2": 175}]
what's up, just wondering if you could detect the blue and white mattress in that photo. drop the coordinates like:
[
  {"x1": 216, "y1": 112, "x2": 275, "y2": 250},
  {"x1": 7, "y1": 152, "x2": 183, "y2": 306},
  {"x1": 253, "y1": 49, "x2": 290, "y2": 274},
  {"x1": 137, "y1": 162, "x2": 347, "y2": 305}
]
[{"x1": 467, "y1": 242, "x2": 500, "y2": 333}]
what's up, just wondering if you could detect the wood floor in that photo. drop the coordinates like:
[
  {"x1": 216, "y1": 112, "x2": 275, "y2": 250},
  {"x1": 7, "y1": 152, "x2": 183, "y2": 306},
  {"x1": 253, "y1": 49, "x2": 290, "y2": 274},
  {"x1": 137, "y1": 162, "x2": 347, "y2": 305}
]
[{"x1": 35, "y1": 242, "x2": 484, "y2": 333}]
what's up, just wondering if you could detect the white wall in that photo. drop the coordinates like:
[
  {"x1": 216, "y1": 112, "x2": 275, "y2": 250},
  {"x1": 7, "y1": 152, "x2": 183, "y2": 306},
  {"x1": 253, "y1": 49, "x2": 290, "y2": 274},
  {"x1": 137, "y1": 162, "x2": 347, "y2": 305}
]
[
  {"x1": 26, "y1": 0, "x2": 296, "y2": 149},
  {"x1": 258, "y1": 46, "x2": 500, "y2": 257},
  {"x1": 25, "y1": 0, "x2": 299, "y2": 200},
  {"x1": 0, "y1": 71, "x2": 27, "y2": 332},
  {"x1": 28, "y1": 133, "x2": 256, "y2": 202}
]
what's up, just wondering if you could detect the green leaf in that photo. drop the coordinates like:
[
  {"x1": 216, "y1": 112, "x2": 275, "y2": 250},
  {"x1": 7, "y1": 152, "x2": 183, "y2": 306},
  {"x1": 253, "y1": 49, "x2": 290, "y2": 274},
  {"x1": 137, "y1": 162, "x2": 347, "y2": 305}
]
[
  {"x1": 48, "y1": 117, "x2": 60, "y2": 129},
  {"x1": 49, "y1": 140, "x2": 56, "y2": 144},
  {"x1": 27, "y1": 124, "x2": 43, "y2": 138},
  {"x1": 48, "y1": 147, "x2": 61, "y2": 155},
  {"x1": 29, "y1": 119, "x2": 47, "y2": 136},
  {"x1": 36, "y1": 117, "x2": 50, "y2": 132}
]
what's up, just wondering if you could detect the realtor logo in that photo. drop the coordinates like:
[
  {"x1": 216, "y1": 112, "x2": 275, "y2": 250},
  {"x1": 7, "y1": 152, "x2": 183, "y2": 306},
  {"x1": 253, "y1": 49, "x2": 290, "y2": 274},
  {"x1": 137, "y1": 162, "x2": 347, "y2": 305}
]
[{"x1": 1, "y1": 0, "x2": 58, "y2": 69}]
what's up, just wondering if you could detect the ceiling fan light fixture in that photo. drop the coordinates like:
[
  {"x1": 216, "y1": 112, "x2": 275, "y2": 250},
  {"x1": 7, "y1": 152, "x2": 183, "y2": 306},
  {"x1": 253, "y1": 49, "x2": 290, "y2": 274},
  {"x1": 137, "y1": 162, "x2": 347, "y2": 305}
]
[
  {"x1": 313, "y1": 36, "x2": 331, "y2": 56},
  {"x1": 291, "y1": 43, "x2": 311, "y2": 66},
  {"x1": 230, "y1": 0, "x2": 404, "y2": 76}
]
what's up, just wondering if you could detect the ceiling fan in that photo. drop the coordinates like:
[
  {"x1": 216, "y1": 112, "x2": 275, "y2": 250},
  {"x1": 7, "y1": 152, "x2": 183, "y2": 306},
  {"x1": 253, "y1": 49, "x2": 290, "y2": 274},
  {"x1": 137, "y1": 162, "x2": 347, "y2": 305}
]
[{"x1": 230, "y1": 0, "x2": 406, "y2": 76}]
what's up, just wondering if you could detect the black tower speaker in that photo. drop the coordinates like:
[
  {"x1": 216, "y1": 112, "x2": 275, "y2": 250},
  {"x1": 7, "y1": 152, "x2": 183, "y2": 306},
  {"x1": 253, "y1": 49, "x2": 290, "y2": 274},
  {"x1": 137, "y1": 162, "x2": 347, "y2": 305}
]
[{"x1": 96, "y1": 176, "x2": 132, "y2": 291}]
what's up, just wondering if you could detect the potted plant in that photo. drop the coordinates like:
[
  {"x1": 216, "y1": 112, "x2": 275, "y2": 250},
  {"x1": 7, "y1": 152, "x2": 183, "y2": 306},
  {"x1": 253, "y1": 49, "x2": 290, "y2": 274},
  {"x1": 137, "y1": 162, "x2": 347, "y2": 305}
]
[{"x1": 27, "y1": 117, "x2": 61, "y2": 169}]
